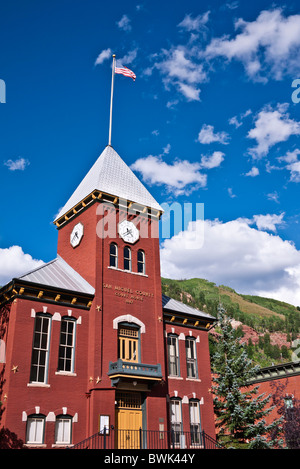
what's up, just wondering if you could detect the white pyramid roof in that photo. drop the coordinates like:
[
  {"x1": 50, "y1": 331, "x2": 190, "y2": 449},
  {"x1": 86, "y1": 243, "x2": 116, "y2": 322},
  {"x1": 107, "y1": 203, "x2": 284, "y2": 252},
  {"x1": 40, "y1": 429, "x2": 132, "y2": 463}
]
[{"x1": 55, "y1": 145, "x2": 162, "y2": 221}]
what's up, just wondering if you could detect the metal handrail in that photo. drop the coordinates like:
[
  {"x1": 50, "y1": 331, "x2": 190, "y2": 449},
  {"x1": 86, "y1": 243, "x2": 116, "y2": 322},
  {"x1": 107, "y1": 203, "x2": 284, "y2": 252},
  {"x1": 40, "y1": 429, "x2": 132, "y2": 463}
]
[{"x1": 70, "y1": 427, "x2": 223, "y2": 450}]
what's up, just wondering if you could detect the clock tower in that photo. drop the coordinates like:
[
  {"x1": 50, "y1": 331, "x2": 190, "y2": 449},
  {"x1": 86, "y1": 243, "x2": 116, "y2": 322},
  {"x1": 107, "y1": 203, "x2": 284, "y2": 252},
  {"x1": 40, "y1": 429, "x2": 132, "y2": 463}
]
[
  {"x1": 0, "y1": 141, "x2": 217, "y2": 449},
  {"x1": 54, "y1": 144, "x2": 167, "y2": 439}
]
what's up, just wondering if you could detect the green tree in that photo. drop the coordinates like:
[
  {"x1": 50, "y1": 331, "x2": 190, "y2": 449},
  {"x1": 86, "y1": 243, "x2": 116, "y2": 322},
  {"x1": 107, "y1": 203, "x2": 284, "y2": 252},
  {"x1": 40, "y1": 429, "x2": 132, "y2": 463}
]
[{"x1": 211, "y1": 304, "x2": 283, "y2": 449}]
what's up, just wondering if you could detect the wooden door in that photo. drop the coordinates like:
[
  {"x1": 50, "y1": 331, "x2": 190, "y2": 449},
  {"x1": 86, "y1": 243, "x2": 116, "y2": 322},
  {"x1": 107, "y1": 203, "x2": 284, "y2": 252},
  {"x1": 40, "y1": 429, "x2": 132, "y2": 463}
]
[{"x1": 115, "y1": 392, "x2": 142, "y2": 449}]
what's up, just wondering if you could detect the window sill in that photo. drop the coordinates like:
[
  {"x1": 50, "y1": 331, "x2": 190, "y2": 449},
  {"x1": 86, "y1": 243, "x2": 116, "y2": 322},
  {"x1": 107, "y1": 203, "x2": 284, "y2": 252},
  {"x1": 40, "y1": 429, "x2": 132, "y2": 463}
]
[
  {"x1": 168, "y1": 375, "x2": 183, "y2": 380},
  {"x1": 186, "y1": 377, "x2": 201, "y2": 382},
  {"x1": 27, "y1": 382, "x2": 50, "y2": 388},
  {"x1": 108, "y1": 266, "x2": 148, "y2": 277},
  {"x1": 52, "y1": 443, "x2": 73, "y2": 448},
  {"x1": 55, "y1": 371, "x2": 77, "y2": 377},
  {"x1": 24, "y1": 443, "x2": 47, "y2": 448}
]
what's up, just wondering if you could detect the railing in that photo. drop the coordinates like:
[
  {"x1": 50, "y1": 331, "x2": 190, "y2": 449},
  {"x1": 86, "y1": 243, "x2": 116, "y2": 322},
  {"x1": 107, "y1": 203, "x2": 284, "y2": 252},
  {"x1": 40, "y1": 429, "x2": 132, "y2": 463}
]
[
  {"x1": 108, "y1": 359, "x2": 162, "y2": 379},
  {"x1": 71, "y1": 428, "x2": 223, "y2": 450}
]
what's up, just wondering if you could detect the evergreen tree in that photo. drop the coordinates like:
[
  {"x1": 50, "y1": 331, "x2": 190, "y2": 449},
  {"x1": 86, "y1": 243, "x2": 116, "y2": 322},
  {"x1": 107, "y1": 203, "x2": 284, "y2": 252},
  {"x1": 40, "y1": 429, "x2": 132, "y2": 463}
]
[{"x1": 211, "y1": 304, "x2": 283, "y2": 448}]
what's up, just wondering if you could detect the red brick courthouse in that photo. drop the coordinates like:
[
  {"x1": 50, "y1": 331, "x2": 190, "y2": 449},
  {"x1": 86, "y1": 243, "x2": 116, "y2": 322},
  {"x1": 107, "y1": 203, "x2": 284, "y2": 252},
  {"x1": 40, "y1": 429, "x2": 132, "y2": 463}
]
[{"x1": 0, "y1": 145, "x2": 217, "y2": 449}]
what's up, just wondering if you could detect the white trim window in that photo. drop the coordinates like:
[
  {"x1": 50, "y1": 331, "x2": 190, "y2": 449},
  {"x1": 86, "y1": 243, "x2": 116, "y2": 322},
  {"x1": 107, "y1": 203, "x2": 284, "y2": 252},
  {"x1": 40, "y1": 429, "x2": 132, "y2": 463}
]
[
  {"x1": 167, "y1": 334, "x2": 180, "y2": 376},
  {"x1": 26, "y1": 415, "x2": 45, "y2": 445},
  {"x1": 30, "y1": 313, "x2": 51, "y2": 383},
  {"x1": 58, "y1": 317, "x2": 76, "y2": 373},
  {"x1": 189, "y1": 400, "x2": 202, "y2": 445},
  {"x1": 170, "y1": 399, "x2": 182, "y2": 445},
  {"x1": 185, "y1": 337, "x2": 197, "y2": 378},
  {"x1": 137, "y1": 249, "x2": 145, "y2": 274},
  {"x1": 55, "y1": 415, "x2": 72, "y2": 445},
  {"x1": 109, "y1": 242, "x2": 118, "y2": 268},
  {"x1": 123, "y1": 246, "x2": 131, "y2": 271}
]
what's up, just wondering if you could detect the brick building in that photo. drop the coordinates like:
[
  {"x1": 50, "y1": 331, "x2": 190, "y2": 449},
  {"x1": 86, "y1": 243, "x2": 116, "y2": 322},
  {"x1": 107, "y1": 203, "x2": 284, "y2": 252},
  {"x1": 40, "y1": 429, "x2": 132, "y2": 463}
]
[{"x1": 0, "y1": 144, "x2": 216, "y2": 448}]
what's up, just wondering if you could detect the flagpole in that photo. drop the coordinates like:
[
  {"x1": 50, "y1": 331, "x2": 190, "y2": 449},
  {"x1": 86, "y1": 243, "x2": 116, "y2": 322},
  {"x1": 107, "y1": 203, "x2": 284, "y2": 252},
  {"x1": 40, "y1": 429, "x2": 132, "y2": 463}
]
[{"x1": 108, "y1": 54, "x2": 116, "y2": 146}]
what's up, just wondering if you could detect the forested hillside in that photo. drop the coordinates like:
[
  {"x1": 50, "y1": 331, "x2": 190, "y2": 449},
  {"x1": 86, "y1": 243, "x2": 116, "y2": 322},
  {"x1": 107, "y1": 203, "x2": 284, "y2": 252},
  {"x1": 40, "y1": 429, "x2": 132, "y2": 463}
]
[{"x1": 162, "y1": 277, "x2": 300, "y2": 367}]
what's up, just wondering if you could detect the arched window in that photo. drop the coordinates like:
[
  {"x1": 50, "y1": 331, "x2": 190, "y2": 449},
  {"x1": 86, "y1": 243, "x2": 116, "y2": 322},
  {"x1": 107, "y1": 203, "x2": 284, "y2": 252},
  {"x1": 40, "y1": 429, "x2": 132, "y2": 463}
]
[
  {"x1": 110, "y1": 243, "x2": 118, "y2": 268},
  {"x1": 137, "y1": 250, "x2": 145, "y2": 274},
  {"x1": 123, "y1": 246, "x2": 131, "y2": 271},
  {"x1": 118, "y1": 324, "x2": 140, "y2": 363},
  {"x1": 26, "y1": 414, "x2": 46, "y2": 444}
]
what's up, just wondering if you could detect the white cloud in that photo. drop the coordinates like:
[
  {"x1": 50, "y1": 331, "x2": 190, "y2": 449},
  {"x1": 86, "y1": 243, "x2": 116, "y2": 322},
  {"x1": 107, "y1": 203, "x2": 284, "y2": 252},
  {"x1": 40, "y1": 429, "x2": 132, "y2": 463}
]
[
  {"x1": 245, "y1": 166, "x2": 259, "y2": 177},
  {"x1": 267, "y1": 191, "x2": 279, "y2": 203},
  {"x1": 229, "y1": 116, "x2": 242, "y2": 128},
  {"x1": 252, "y1": 213, "x2": 285, "y2": 232},
  {"x1": 177, "y1": 12, "x2": 210, "y2": 32},
  {"x1": 275, "y1": 149, "x2": 300, "y2": 182},
  {"x1": 116, "y1": 49, "x2": 137, "y2": 66},
  {"x1": 131, "y1": 155, "x2": 207, "y2": 195},
  {"x1": 94, "y1": 48, "x2": 112, "y2": 65},
  {"x1": 154, "y1": 45, "x2": 207, "y2": 101},
  {"x1": 229, "y1": 109, "x2": 252, "y2": 128},
  {"x1": 198, "y1": 124, "x2": 230, "y2": 144},
  {"x1": 225, "y1": 1, "x2": 239, "y2": 10},
  {"x1": 278, "y1": 149, "x2": 300, "y2": 163},
  {"x1": 0, "y1": 246, "x2": 44, "y2": 286},
  {"x1": 4, "y1": 158, "x2": 30, "y2": 171},
  {"x1": 200, "y1": 151, "x2": 225, "y2": 169},
  {"x1": 117, "y1": 14, "x2": 132, "y2": 32},
  {"x1": 158, "y1": 46, "x2": 206, "y2": 85},
  {"x1": 287, "y1": 161, "x2": 300, "y2": 182},
  {"x1": 160, "y1": 217, "x2": 300, "y2": 306},
  {"x1": 177, "y1": 82, "x2": 201, "y2": 101},
  {"x1": 247, "y1": 103, "x2": 300, "y2": 158},
  {"x1": 228, "y1": 187, "x2": 236, "y2": 198},
  {"x1": 203, "y1": 8, "x2": 300, "y2": 82}
]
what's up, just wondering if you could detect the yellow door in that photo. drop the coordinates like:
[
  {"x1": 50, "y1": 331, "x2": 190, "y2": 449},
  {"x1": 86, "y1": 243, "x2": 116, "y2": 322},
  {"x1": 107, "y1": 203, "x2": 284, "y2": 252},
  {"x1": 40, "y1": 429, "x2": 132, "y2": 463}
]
[{"x1": 115, "y1": 392, "x2": 143, "y2": 449}]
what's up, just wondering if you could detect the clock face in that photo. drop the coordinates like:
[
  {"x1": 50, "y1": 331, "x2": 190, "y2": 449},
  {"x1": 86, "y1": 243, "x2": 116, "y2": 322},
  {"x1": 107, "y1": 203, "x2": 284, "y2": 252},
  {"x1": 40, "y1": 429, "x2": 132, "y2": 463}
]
[
  {"x1": 70, "y1": 222, "x2": 84, "y2": 248},
  {"x1": 118, "y1": 220, "x2": 139, "y2": 244}
]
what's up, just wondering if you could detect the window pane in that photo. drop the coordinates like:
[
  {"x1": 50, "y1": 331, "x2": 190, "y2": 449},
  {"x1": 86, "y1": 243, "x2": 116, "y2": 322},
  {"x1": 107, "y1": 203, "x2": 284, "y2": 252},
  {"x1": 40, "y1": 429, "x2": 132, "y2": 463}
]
[
  {"x1": 190, "y1": 402, "x2": 201, "y2": 443},
  {"x1": 30, "y1": 365, "x2": 37, "y2": 382},
  {"x1": 186, "y1": 338, "x2": 197, "y2": 378},
  {"x1": 137, "y1": 250, "x2": 143, "y2": 262},
  {"x1": 168, "y1": 336, "x2": 179, "y2": 376},
  {"x1": 30, "y1": 315, "x2": 50, "y2": 383},
  {"x1": 137, "y1": 250, "x2": 145, "y2": 274},
  {"x1": 57, "y1": 318, "x2": 76, "y2": 372},
  {"x1": 124, "y1": 247, "x2": 131, "y2": 271},
  {"x1": 37, "y1": 365, "x2": 45, "y2": 383},
  {"x1": 55, "y1": 417, "x2": 71, "y2": 444},
  {"x1": 118, "y1": 326, "x2": 139, "y2": 362},
  {"x1": 26, "y1": 417, "x2": 44, "y2": 444},
  {"x1": 110, "y1": 243, "x2": 118, "y2": 267}
]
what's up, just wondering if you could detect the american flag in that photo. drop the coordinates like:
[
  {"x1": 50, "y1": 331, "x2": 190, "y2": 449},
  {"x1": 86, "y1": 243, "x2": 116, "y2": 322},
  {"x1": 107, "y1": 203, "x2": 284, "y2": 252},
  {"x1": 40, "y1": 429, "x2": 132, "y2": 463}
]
[{"x1": 115, "y1": 65, "x2": 136, "y2": 81}]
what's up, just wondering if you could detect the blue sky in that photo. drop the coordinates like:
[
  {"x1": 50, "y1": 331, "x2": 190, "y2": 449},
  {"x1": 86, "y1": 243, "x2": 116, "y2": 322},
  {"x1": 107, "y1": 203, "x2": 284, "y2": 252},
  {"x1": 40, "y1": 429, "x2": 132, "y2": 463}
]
[{"x1": 1, "y1": 0, "x2": 300, "y2": 305}]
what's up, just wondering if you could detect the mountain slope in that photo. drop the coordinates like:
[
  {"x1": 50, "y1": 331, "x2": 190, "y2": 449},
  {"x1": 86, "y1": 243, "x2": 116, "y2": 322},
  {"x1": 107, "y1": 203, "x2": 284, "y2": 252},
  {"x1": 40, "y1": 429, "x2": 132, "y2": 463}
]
[{"x1": 161, "y1": 277, "x2": 300, "y2": 367}]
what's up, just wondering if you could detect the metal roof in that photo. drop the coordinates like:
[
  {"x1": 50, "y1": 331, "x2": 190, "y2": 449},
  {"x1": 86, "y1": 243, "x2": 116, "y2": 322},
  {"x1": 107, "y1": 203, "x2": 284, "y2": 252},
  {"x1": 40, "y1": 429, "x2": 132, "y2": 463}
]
[
  {"x1": 16, "y1": 255, "x2": 95, "y2": 295},
  {"x1": 162, "y1": 294, "x2": 216, "y2": 321},
  {"x1": 55, "y1": 145, "x2": 163, "y2": 221}
]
